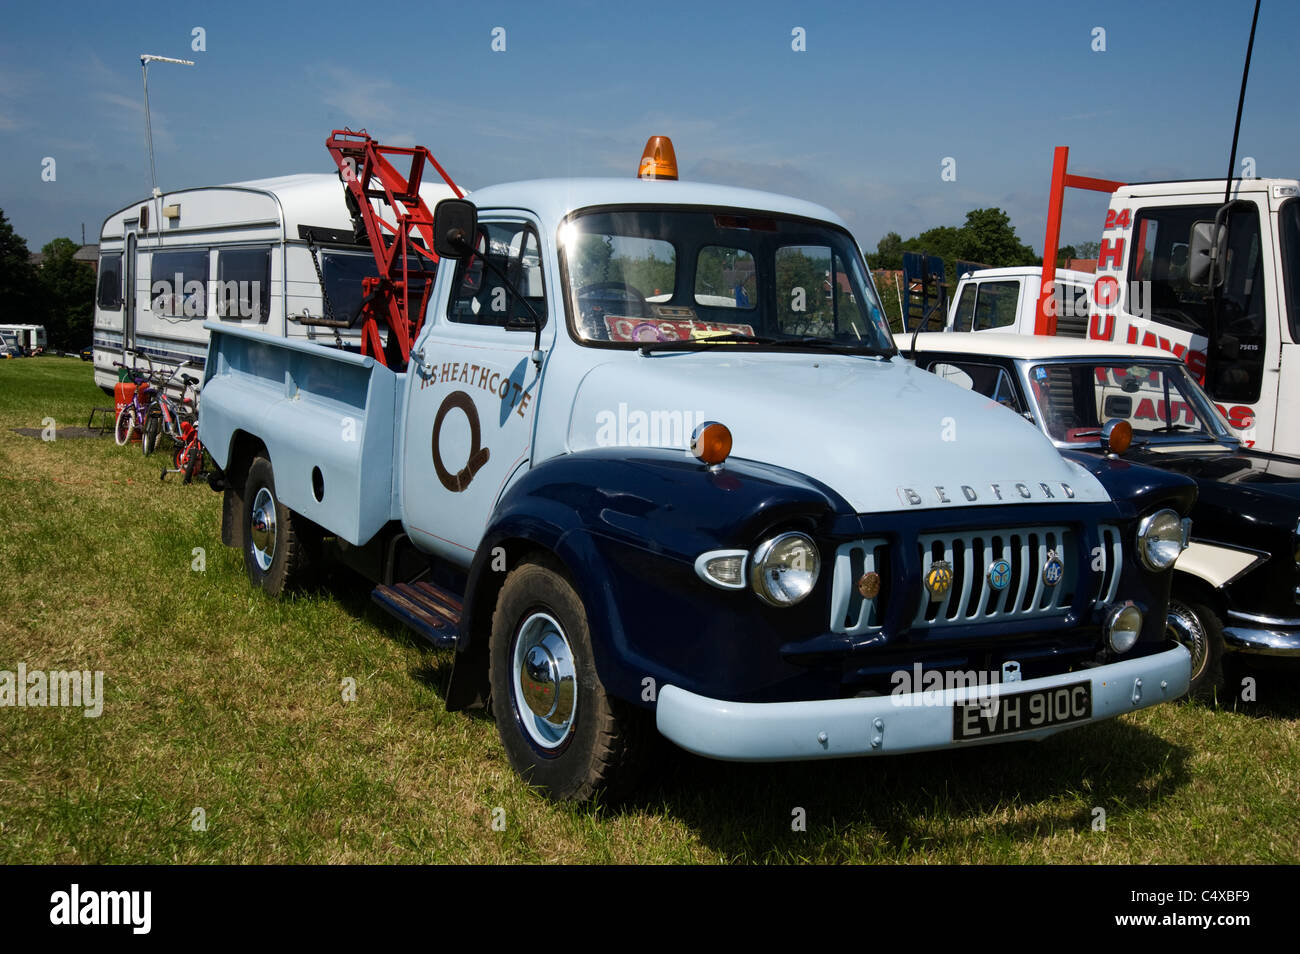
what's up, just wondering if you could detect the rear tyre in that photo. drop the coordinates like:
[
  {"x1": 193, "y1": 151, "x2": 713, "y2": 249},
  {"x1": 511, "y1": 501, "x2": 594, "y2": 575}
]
[
  {"x1": 113, "y1": 404, "x2": 135, "y2": 446},
  {"x1": 241, "y1": 455, "x2": 312, "y2": 597},
  {"x1": 487, "y1": 558, "x2": 647, "y2": 802},
  {"x1": 1167, "y1": 599, "x2": 1225, "y2": 702}
]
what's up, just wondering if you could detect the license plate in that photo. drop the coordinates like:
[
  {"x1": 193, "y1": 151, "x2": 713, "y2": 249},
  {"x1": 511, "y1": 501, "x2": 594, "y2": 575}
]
[{"x1": 952, "y1": 681, "x2": 1092, "y2": 741}]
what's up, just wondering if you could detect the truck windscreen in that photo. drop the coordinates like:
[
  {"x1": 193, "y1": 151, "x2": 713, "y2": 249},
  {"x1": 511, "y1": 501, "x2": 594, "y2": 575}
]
[{"x1": 559, "y1": 208, "x2": 893, "y2": 352}]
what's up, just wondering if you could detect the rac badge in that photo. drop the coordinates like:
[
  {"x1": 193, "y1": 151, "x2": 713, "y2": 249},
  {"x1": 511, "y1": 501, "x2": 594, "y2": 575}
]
[
  {"x1": 987, "y1": 559, "x2": 1012, "y2": 591},
  {"x1": 925, "y1": 560, "x2": 954, "y2": 601},
  {"x1": 1042, "y1": 550, "x2": 1064, "y2": 587}
]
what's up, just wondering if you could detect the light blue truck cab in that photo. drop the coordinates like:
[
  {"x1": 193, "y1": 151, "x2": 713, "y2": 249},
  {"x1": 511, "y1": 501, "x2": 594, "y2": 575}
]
[{"x1": 200, "y1": 164, "x2": 1197, "y2": 801}]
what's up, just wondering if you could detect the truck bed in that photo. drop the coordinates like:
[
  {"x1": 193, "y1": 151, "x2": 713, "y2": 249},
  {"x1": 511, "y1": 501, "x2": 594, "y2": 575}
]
[{"x1": 199, "y1": 321, "x2": 402, "y2": 546}]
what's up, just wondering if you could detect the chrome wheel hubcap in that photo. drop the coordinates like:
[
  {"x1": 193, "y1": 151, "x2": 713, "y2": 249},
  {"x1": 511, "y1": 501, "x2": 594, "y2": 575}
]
[
  {"x1": 512, "y1": 612, "x2": 577, "y2": 749},
  {"x1": 1167, "y1": 604, "x2": 1207, "y2": 680},
  {"x1": 250, "y1": 487, "x2": 277, "y2": 571}
]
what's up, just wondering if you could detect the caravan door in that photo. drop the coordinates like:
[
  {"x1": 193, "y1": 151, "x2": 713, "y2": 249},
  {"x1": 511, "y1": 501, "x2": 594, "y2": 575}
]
[{"x1": 122, "y1": 224, "x2": 138, "y2": 359}]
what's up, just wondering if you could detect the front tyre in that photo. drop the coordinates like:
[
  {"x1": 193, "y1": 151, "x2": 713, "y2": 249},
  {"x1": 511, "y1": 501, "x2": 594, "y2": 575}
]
[
  {"x1": 241, "y1": 455, "x2": 313, "y2": 597},
  {"x1": 488, "y1": 558, "x2": 646, "y2": 802},
  {"x1": 114, "y1": 404, "x2": 135, "y2": 446}
]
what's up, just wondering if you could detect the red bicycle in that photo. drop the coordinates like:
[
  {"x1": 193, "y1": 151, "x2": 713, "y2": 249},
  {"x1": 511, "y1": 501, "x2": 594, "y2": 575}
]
[{"x1": 143, "y1": 364, "x2": 207, "y2": 484}]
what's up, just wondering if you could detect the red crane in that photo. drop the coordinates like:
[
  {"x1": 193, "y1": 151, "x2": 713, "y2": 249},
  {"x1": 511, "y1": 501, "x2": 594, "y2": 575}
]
[{"x1": 323, "y1": 129, "x2": 464, "y2": 367}]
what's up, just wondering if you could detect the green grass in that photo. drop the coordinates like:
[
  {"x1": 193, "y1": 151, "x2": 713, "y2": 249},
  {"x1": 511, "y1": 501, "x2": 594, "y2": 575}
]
[{"x1": 0, "y1": 357, "x2": 1297, "y2": 863}]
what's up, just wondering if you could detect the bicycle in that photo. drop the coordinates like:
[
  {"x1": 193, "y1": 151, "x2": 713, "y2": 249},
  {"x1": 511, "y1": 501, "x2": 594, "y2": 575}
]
[
  {"x1": 142, "y1": 364, "x2": 209, "y2": 484},
  {"x1": 160, "y1": 420, "x2": 206, "y2": 484},
  {"x1": 141, "y1": 363, "x2": 200, "y2": 457},
  {"x1": 112, "y1": 361, "x2": 157, "y2": 447}
]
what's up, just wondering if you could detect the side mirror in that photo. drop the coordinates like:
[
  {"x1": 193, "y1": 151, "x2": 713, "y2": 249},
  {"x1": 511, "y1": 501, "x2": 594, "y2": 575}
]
[
  {"x1": 1187, "y1": 220, "x2": 1227, "y2": 288},
  {"x1": 433, "y1": 198, "x2": 478, "y2": 259}
]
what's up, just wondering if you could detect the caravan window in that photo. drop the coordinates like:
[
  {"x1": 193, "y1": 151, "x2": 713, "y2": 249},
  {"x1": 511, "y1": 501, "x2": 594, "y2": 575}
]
[
  {"x1": 217, "y1": 247, "x2": 271, "y2": 322},
  {"x1": 321, "y1": 252, "x2": 383, "y2": 326},
  {"x1": 151, "y1": 250, "x2": 210, "y2": 318},
  {"x1": 97, "y1": 253, "x2": 122, "y2": 310}
]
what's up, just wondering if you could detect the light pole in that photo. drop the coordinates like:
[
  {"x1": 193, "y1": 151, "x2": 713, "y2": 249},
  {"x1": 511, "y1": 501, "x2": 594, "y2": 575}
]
[{"x1": 139, "y1": 54, "x2": 194, "y2": 204}]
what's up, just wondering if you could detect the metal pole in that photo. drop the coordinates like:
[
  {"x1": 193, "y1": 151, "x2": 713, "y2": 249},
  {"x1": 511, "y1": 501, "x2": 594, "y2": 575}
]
[{"x1": 138, "y1": 54, "x2": 195, "y2": 200}]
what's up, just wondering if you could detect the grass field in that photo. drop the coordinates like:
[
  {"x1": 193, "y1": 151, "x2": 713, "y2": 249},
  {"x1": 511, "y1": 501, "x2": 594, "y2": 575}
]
[{"x1": 0, "y1": 357, "x2": 1297, "y2": 864}]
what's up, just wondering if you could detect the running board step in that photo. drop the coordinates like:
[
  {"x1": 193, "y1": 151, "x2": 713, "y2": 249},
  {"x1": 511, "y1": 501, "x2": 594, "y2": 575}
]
[{"x1": 370, "y1": 581, "x2": 463, "y2": 649}]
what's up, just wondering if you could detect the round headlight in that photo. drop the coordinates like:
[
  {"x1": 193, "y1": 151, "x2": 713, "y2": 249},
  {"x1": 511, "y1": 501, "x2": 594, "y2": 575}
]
[
  {"x1": 1106, "y1": 602, "x2": 1144, "y2": 653},
  {"x1": 1137, "y1": 509, "x2": 1184, "y2": 572},
  {"x1": 750, "y1": 532, "x2": 820, "y2": 606}
]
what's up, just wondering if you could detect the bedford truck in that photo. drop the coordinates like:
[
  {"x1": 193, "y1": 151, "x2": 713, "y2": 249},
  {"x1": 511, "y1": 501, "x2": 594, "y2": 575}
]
[{"x1": 199, "y1": 139, "x2": 1196, "y2": 801}]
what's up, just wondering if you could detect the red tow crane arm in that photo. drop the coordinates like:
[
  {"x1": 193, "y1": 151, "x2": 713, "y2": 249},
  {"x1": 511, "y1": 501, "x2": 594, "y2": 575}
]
[
  {"x1": 324, "y1": 129, "x2": 464, "y2": 367},
  {"x1": 1036, "y1": 146, "x2": 1125, "y2": 336}
]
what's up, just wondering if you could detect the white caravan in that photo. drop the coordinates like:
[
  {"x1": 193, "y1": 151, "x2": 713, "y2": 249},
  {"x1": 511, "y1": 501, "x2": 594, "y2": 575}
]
[
  {"x1": 0, "y1": 324, "x2": 47, "y2": 353},
  {"x1": 92, "y1": 174, "x2": 458, "y2": 392}
]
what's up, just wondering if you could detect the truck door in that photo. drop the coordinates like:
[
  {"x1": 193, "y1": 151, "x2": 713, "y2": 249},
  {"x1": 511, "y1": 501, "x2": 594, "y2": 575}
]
[
  {"x1": 1272, "y1": 196, "x2": 1300, "y2": 456},
  {"x1": 1125, "y1": 200, "x2": 1275, "y2": 445},
  {"x1": 401, "y1": 215, "x2": 549, "y2": 562}
]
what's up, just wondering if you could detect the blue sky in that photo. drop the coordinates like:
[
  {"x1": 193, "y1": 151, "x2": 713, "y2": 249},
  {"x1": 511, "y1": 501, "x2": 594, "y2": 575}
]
[{"x1": 1, "y1": 0, "x2": 1294, "y2": 258}]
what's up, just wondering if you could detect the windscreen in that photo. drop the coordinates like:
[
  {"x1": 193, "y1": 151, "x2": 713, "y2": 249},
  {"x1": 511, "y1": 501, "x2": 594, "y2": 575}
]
[
  {"x1": 560, "y1": 208, "x2": 893, "y2": 352},
  {"x1": 1028, "y1": 361, "x2": 1226, "y2": 444}
]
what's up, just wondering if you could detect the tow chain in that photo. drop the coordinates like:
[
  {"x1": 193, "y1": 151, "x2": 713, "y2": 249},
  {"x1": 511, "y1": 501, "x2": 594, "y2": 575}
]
[{"x1": 304, "y1": 229, "x2": 345, "y2": 347}]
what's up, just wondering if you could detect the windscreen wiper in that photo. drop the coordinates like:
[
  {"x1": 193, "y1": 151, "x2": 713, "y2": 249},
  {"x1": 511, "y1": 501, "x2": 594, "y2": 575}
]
[
  {"x1": 639, "y1": 333, "x2": 894, "y2": 358},
  {"x1": 638, "y1": 333, "x2": 780, "y2": 354}
]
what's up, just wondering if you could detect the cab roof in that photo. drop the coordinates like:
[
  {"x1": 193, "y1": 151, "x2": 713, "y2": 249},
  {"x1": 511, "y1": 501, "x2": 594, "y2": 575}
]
[
  {"x1": 908, "y1": 331, "x2": 1174, "y2": 363},
  {"x1": 955, "y1": 265, "x2": 1096, "y2": 283},
  {"x1": 1115, "y1": 177, "x2": 1299, "y2": 198},
  {"x1": 463, "y1": 177, "x2": 850, "y2": 233}
]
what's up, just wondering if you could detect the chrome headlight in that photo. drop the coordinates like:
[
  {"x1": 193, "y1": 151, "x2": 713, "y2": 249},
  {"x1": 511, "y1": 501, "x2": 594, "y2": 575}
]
[
  {"x1": 1136, "y1": 509, "x2": 1185, "y2": 572},
  {"x1": 1106, "y1": 602, "x2": 1143, "y2": 653},
  {"x1": 750, "y1": 532, "x2": 820, "y2": 606}
]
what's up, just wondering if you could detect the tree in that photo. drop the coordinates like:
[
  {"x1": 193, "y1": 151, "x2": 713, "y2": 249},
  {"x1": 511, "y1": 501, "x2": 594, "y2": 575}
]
[
  {"x1": 867, "y1": 231, "x2": 904, "y2": 271},
  {"x1": 37, "y1": 237, "x2": 96, "y2": 350},
  {"x1": 956, "y1": 208, "x2": 1038, "y2": 268},
  {"x1": 0, "y1": 209, "x2": 41, "y2": 327},
  {"x1": 1076, "y1": 240, "x2": 1101, "y2": 261},
  {"x1": 867, "y1": 207, "x2": 1040, "y2": 290}
]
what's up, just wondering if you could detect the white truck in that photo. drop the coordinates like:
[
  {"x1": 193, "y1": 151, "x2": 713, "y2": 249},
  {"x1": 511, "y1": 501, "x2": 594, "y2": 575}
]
[
  {"x1": 198, "y1": 137, "x2": 1195, "y2": 802},
  {"x1": 1082, "y1": 177, "x2": 1300, "y2": 454},
  {"x1": 945, "y1": 267, "x2": 1095, "y2": 338}
]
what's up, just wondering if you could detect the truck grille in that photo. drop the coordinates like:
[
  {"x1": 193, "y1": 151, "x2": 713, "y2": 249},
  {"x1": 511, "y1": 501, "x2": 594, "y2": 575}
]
[{"x1": 830, "y1": 525, "x2": 1121, "y2": 635}]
